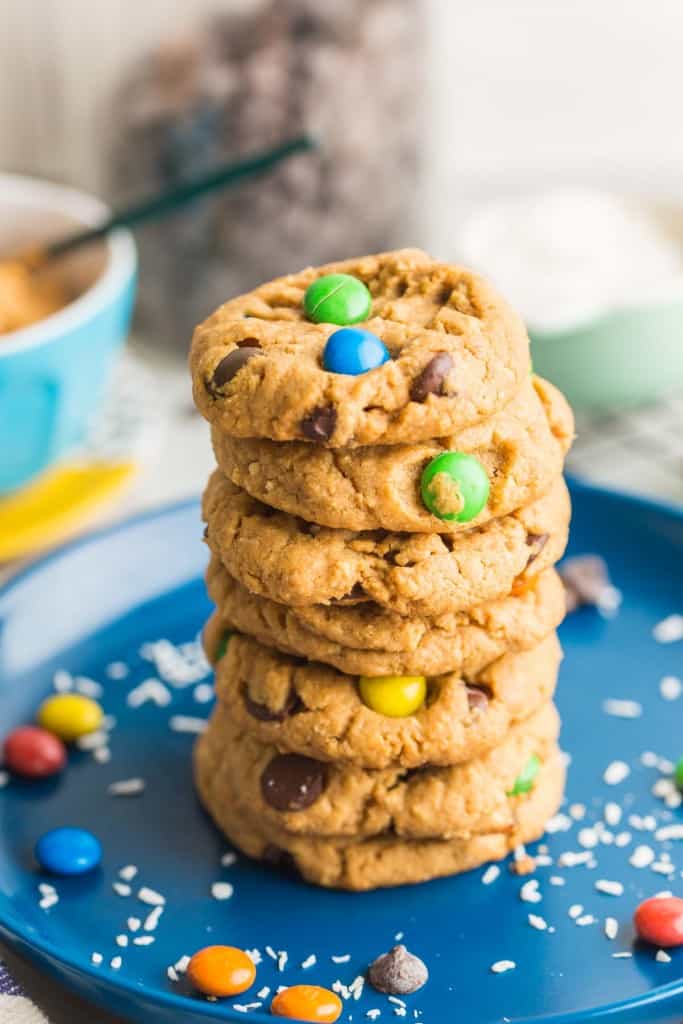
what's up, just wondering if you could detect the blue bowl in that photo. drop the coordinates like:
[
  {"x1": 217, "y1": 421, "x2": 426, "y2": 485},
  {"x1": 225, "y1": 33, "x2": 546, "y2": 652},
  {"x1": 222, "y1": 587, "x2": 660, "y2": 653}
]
[{"x1": 0, "y1": 175, "x2": 137, "y2": 495}]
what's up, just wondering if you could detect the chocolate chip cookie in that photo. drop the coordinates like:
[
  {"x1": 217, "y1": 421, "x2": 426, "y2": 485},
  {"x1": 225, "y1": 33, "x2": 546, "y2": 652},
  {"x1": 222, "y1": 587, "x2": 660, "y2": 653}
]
[
  {"x1": 190, "y1": 249, "x2": 531, "y2": 447},
  {"x1": 195, "y1": 700, "x2": 559, "y2": 840},
  {"x1": 204, "y1": 560, "x2": 566, "y2": 677},
  {"x1": 211, "y1": 375, "x2": 573, "y2": 533},
  {"x1": 194, "y1": 723, "x2": 565, "y2": 890},
  {"x1": 203, "y1": 471, "x2": 570, "y2": 618},
  {"x1": 210, "y1": 630, "x2": 562, "y2": 769}
]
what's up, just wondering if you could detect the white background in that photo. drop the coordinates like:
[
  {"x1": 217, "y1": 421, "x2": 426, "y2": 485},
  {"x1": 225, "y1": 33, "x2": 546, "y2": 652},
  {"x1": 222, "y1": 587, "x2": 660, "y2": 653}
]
[{"x1": 3, "y1": 0, "x2": 683, "y2": 254}]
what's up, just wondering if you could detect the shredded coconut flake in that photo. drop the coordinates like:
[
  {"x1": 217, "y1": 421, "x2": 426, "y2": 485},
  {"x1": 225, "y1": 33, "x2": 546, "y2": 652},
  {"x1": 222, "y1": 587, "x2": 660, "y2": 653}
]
[
  {"x1": 137, "y1": 887, "x2": 165, "y2": 906},
  {"x1": 528, "y1": 913, "x2": 548, "y2": 931},
  {"x1": 91, "y1": 952, "x2": 103, "y2": 965},
  {"x1": 602, "y1": 698, "x2": 642, "y2": 719},
  {"x1": 656, "y1": 949, "x2": 672, "y2": 963},
  {"x1": 127, "y1": 678, "x2": 172, "y2": 708},
  {"x1": 301, "y1": 954, "x2": 317, "y2": 969},
  {"x1": 490, "y1": 960, "x2": 516, "y2": 974},
  {"x1": 604, "y1": 917, "x2": 618, "y2": 940},
  {"x1": 482, "y1": 865, "x2": 500, "y2": 885},
  {"x1": 211, "y1": 881, "x2": 234, "y2": 901},
  {"x1": 119, "y1": 865, "x2": 138, "y2": 881},
  {"x1": 595, "y1": 879, "x2": 624, "y2": 896},
  {"x1": 169, "y1": 715, "x2": 207, "y2": 734},
  {"x1": 108, "y1": 778, "x2": 146, "y2": 797},
  {"x1": 604, "y1": 761, "x2": 630, "y2": 785},
  {"x1": 630, "y1": 845, "x2": 655, "y2": 868},
  {"x1": 653, "y1": 615, "x2": 683, "y2": 644}
]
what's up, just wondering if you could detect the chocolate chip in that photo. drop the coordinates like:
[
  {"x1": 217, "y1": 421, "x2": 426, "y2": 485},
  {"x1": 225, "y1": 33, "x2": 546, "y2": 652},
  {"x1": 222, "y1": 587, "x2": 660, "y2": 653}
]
[
  {"x1": 260, "y1": 753, "x2": 327, "y2": 811},
  {"x1": 301, "y1": 404, "x2": 337, "y2": 442},
  {"x1": 410, "y1": 353, "x2": 453, "y2": 402},
  {"x1": 559, "y1": 555, "x2": 620, "y2": 615},
  {"x1": 465, "y1": 684, "x2": 490, "y2": 712},
  {"x1": 208, "y1": 346, "x2": 260, "y2": 395},
  {"x1": 299, "y1": 520, "x2": 322, "y2": 536},
  {"x1": 202, "y1": 525, "x2": 209, "y2": 540},
  {"x1": 526, "y1": 531, "x2": 549, "y2": 566},
  {"x1": 243, "y1": 687, "x2": 301, "y2": 722},
  {"x1": 368, "y1": 945, "x2": 428, "y2": 995}
]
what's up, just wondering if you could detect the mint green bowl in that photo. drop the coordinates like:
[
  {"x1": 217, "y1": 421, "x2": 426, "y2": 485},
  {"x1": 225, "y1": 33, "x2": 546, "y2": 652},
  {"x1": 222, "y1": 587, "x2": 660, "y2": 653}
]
[{"x1": 530, "y1": 298, "x2": 683, "y2": 411}]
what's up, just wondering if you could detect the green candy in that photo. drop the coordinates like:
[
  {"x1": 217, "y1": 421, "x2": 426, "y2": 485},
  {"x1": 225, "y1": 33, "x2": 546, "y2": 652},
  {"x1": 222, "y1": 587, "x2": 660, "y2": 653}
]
[
  {"x1": 214, "y1": 630, "x2": 232, "y2": 662},
  {"x1": 508, "y1": 754, "x2": 541, "y2": 796},
  {"x1": 303, "y1": 273, "x2": 371, "y2": 326},
  {"x1": 420, "y1": 451, "x2": 490, "y2": 522},
  {"x1": 675, "y1": 758, "x2": 683, "y2": 792}
]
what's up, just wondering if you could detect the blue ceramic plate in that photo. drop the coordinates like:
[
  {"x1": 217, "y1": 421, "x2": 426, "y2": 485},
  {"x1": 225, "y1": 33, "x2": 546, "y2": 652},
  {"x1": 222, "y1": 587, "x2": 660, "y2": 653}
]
[{"x1": 1, "y1": 481, "x2": 683, "y2": 1024}]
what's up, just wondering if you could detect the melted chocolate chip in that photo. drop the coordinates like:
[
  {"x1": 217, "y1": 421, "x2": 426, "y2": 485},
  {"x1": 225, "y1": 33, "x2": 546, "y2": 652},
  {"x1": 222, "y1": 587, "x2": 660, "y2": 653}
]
[
  {"x1": 368, "y1": 945, "x2": 429, "y2": 995},
  {"x1": 526, "y1": 531, "x2": 549, "y2": 566},
  {"x1": 465, "y1": 684, "x2": 490, "y2": 712},
  {"x1": 299, "y1": 520, "x2": 322, "y2": 536},
  {"x1": 208, "y1": 346, "x2": 260, "y2": 395},
  {"x1": 301, "y1": 404, "x2": 337, "y2": 442},
  {"x1": 410, "y1": 353, "x2": 454, "y2": 402},
  {"x1": 243, "y1": 687, "x2": 301, "y2": 722},
  {"x1": 260, "y1": 753, "x2": 327, "y2": 811},
  {"x1": 202, "y1": 525, "x2": 209, "y2": 540}
]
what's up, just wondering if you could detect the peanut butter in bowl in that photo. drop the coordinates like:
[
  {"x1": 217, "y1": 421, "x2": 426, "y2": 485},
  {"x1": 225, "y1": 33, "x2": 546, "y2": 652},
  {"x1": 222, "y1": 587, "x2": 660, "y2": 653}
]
[{"x1": 0, "y1": 259, "x2": 70, "y2": 336}]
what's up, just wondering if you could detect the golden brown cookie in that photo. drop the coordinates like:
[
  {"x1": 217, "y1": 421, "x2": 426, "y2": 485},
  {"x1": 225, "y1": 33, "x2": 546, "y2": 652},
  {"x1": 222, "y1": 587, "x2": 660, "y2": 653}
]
[
  {"x1": 194, "y1": 735, "x2": 565, "y2": 890},
  {"x1": 203, "y1": 470, "x2": 570, "y2": 618},
  {"x1": 209, "y1": 632, "x2": 562, "y2": 770},
  {"x1": 204, "y1": 560, "x2": 566, "y2": 676},
  {"x1": 190, "y1": 249, "x2": 531, "y2": 447},
  {"x1": 195, "y1": 701, "x2": 559, "y2": 841},
  {"x1": 211, "y1": 375, "x2": 573, "y2": 533}
]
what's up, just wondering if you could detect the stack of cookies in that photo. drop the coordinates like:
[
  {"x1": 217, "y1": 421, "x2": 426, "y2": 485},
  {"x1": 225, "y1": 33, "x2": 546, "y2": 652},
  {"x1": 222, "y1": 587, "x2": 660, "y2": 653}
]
[{"x1": 190, "y1": 249, "x2": 574, "y2": 891}]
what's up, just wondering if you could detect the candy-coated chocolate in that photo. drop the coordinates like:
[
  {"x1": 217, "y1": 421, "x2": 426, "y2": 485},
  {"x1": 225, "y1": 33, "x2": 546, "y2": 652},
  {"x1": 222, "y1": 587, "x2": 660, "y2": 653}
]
[
  {"x1": 322, "y1": 327, "x2": 390, "y2": 376},
  {"x1": 675, "y1": 757, "x2": 683, "y2": 792},
  {"x1": 37, "y1": 693, "x2": 103, "y2": 742},
  {"x1": 634, "y1": 896, "x2": 683, "y2": 947},
  {"x1": 304, "y1": 273, "x2": 371, "y2": 326},
  {"x1": 3, "y1": 726, "x2": 66, "y2": 778},
  {"x1": 358, "y1": 675, "x2": 427, "y2": 717},
  {"x1": 271, "y1": 984, "x2": 343, "y2": 1022},
  {"x1": 214, "y1": 630, "x2": 232, "y2": 662},
  {"x1": 508, "y1": 754, "x2": 541, "y2": 796},
  {"x1": 35, "y1": 827, "x2": 101, "y2": 876},
  {"x1": 187, "y1": 945, "x2": 256, "y2": 997},
  {"x1": 420, "y1": 451, "x2": 489, "y2": 522}
]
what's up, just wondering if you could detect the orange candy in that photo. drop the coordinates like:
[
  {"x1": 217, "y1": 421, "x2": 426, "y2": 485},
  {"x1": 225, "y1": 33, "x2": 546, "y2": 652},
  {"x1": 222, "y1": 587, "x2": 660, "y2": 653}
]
[
  {"x1": 186, "y1": 945, "x2": 256, "y2": 997},
  {"x1": 271, "y1": 984, "x2": 343, "y2": 1022}
]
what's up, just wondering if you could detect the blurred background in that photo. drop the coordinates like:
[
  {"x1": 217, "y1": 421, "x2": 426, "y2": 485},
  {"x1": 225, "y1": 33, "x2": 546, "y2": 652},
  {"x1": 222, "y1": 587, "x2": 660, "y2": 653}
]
[{"x1": 1, "y1": 0, "x2": 683, "y2": 568}]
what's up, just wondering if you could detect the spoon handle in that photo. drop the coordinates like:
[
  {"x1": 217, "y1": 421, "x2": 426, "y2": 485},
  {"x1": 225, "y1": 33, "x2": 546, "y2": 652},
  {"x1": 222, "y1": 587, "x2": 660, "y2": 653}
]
[{"x1": 47, "y1": 134, "x2": 315, "y2": 259}]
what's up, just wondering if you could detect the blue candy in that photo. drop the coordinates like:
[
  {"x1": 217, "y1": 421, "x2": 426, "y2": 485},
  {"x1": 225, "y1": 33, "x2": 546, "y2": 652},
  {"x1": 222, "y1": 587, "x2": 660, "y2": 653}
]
[
  {"x1": 35, "y1": 827, "x2": 102, "y2": 876},
  {"x1": 322, "y1": 327, "x2": 390, "y2": 376}
]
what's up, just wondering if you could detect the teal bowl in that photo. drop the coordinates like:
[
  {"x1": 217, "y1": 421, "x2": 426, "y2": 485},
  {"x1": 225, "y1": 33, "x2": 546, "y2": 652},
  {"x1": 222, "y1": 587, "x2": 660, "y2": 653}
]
[
  {"x1": 530, "y1": 299, "x2": 683, "y2": 411},
  {"x1": 0, "y1": 175, "x2": 137, "y2": 495}
]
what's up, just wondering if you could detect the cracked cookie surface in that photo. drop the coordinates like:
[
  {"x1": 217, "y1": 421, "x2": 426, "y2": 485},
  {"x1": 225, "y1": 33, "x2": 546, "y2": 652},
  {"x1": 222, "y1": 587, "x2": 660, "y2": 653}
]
[
  {"x1": 196, "y1": 701, "x2": 559, "y2": 840},
  {"x1": 204, "y1": 560, "x2": 566, "y2": 676},
  {"x1": 210, "y1": 631, "x2": 562, "y2": 769},
  {"x1": 203, "y1": 471, "x2": 570, "y2": 618},
  {"x1": 194, "y1": 719, "x2": 565, "y2": 890},
  {"x1": 212, "y1": 375, "x2": 573, "y2": 533},
  {"x1": 190, "y1": 249, "x2": 531, "y2": 447}
]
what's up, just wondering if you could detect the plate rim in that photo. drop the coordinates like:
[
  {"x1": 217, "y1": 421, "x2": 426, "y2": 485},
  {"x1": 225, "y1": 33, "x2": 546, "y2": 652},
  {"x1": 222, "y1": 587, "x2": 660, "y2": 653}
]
[{"x1": 1, "y1": 480, "x2": 683, "y2": 1023}]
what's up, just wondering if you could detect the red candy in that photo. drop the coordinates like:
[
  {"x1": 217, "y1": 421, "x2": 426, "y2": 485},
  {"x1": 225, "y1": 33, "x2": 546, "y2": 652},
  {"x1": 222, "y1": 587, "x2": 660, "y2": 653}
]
[
  {"x1": 634, "y1": 896, "x2": 683, "y2": 947},
  {"x1": 3, "y1": 726, "x2": 67, "y2": 778}
]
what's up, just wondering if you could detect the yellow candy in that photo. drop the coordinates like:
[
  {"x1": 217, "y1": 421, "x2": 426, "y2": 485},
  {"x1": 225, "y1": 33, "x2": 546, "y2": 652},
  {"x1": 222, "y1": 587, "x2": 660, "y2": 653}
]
[
  {"x1": 37, "y1": 693, "x2": 103, "y2": 742},
  {"x1": 358, "y1": 674, "x2": 426, "y2": 717}
]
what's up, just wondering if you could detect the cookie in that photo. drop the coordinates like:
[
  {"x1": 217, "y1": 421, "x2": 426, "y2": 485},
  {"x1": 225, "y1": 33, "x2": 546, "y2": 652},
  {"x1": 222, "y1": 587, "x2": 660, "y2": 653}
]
[
  {"x1": 204, "y1": 561, "x2": 566, "y2": 677},
  {"x1": 190, "y1": 249, "x2": 531, "y2": 448},
  {"x1": 203, "y1": 470, "x2": 570, "y2": 618},
  {"x1": 194, "y1": 736, "x2": 565, "y2": 890},
  {"x1": 209, "y1": 632, "x2": 561, "y2": 770},
  {"x1": 211, "y1": 375, "x2": 573, "y2": 533},
  {"x1": 196, "y1": 700, "x2": 559, "y2": 841}
]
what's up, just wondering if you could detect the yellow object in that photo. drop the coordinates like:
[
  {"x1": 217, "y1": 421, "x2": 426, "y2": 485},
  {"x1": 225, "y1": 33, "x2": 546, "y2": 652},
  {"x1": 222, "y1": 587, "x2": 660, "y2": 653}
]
[
  {"x1": 37, "y1": 693, "x2": 103, "y2": 742},
  {"x1": 358, "y1": 674, "x2": 427, "y2": 717},
  {"x1": 0, "y1": 461, "x2": 135, "y2": 561}
]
